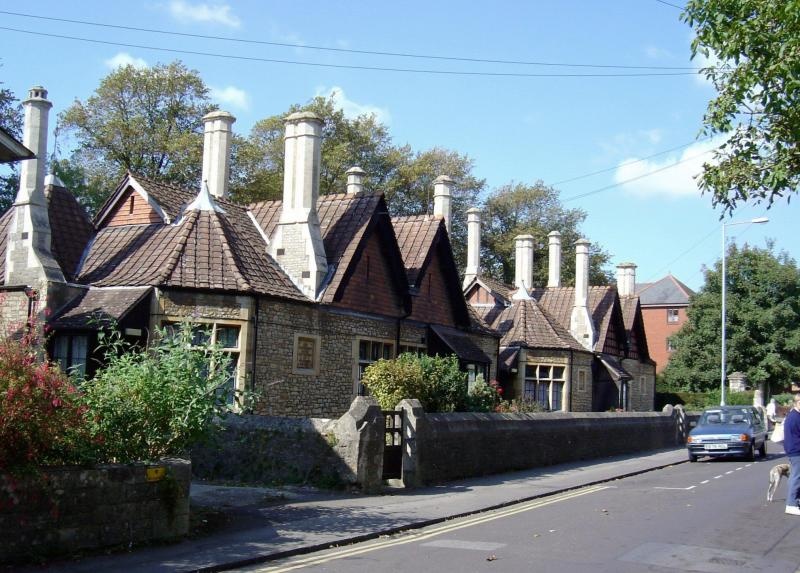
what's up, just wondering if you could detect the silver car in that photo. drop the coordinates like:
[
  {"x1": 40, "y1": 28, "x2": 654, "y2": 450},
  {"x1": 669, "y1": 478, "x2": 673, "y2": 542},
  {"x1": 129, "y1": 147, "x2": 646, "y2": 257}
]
[{"x1": 686, "y1": 406, "x2": 768, "y2": 462}]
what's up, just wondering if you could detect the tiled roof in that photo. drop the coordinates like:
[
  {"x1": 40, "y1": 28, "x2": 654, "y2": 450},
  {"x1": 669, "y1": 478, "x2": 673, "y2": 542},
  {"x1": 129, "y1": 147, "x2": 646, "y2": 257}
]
[
  {"x1": 636, "y1": 274, "x2": 694, "y2": 306},
  {"x1": 0, "y1": 183, "x2": 95, "y2": 284},
  {"x1": 467, "y1": 304, "x2": 501, "y2": 337},
  {"x1": 46, "y1": 183, "x2": 95, "y2": 281},
  {"x1": 490, "y1": 299, "x2": 586, "y2": 351},
  {"x1": 391, "y1": 215, "x2": 442, "y2": 287},
  {"x1": 79, "y1": 197, "x2": 305, "y2": 300},
  {"x1": 94, "y1": 173, "x2": 197, "y2": 226},
  {"x1": 249, "y1": 192, "x2": 400, "y2": 304},
  {"x1": 50, "y1": 287, "x2": 151, "y2": 329},
  {"x1": 477, "y1": 275, "x2": 514, "y2": 303},
  {"x1": 430, "y1": 324, "x2": 492, "y2": 363},
  {"x1": 530, "y1": 286, "x2": 617, "y2": 352},
  {"x1": 619, "y1": 296, "x2": 639, "y2": 332}
]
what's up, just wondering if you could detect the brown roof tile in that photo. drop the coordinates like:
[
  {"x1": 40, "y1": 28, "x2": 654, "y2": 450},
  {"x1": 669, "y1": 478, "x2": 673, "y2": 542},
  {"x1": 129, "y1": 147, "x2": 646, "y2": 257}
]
[
  {"x1": 531, "y1": 286, "x2": 617, "y2": 352},
  {"x1": 391, "y1": 215, "x2": 442, "y2": 287},
  {"x1": 490, "y1": 299, "x2": 586, "y2": 351},
  {"x1": 51, "y1": 287, "x2": 151, "y2": 329}
]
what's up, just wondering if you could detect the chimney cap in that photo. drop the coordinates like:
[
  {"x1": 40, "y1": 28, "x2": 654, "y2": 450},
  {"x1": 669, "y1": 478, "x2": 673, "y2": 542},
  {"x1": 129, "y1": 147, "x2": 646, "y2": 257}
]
[
  {"x1": 24, "y1": 86, "x2": 51, "y2": 105},
  {"x1": 466, "y1": 207, "x2": 481, "y2": 214},
  {"x1": 346, "y1": 166, "x2": 366, "y2": 175},
  {"x1": 434, "y1": 175, "x2": 455, "y2": 185},
  {"x1": 548, "y1": 230, "x2": 562, "y2": 238},
  {"x1": 514, "y1": 234, "x2": 535, "y2": 241},
  {"x1": 202, "y1": 110, "x2": 236, "y2": 123},
  {"x1": 574, "y1": 238, "x2": 590, "y2": 246},
  {"x1": 285, "y1": 111, "x2": 323, "y2": 124},
  {"x1": 616, "y1": 261, "x2": 637, "y2": 268}
]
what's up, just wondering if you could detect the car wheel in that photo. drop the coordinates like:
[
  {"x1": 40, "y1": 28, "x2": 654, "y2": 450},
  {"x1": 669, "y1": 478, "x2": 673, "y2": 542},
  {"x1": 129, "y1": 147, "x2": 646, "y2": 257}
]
[
  {"x1": 688, "y1": 453, "x2": 697, "y2": 463},
  {"x1": 759, "y1": 440, "x2": 767, "y2": 458},
  {"x1": 746, "y1": 443, "x2": 755, "y2": 461}
]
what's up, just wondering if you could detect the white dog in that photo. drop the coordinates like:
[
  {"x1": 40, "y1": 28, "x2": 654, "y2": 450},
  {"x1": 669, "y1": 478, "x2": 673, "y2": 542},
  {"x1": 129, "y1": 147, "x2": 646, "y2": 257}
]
[{"x1": 767, "y1": 463, "x2": 791, "y2": 502}]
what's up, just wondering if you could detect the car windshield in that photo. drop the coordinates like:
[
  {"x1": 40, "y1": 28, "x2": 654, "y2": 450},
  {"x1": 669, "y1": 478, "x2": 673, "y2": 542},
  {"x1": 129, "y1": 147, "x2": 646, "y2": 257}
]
[{"x1": 700, "y1": 410, "x2": 751, "y2": 425}]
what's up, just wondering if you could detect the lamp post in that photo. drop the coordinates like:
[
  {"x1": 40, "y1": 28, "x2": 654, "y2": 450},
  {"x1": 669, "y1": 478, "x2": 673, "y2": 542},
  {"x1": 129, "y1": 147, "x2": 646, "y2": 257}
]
[{"x1": 720, "y1": 216, "x2": 769, "y2": 406}]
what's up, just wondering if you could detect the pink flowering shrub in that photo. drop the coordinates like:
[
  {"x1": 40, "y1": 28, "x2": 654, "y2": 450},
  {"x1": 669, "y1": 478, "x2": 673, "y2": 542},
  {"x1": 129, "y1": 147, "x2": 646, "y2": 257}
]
[{"x1": 0, "y1": 334, "x2": 91, "y2": 470}]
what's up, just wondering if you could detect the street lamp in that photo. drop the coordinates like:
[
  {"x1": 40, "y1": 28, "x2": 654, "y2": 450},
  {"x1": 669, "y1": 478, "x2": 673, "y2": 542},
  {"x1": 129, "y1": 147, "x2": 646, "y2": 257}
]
[{"x1": 720, "y1": 216, "x2": 769, "y2": 406}]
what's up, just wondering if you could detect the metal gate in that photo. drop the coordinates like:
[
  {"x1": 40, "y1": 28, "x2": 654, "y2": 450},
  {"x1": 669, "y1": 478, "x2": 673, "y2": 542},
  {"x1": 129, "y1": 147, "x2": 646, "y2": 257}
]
[{"x1": 382, "y1": 410, "x2": 404, "y2": 480}]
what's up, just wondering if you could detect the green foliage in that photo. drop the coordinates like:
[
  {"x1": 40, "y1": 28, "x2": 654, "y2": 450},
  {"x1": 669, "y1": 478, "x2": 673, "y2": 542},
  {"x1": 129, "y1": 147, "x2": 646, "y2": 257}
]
[
  {"x1": 464, "y1": 376, "x2": 503, "y2": 412},
  {"x1": 0, "y1": 333, "x2": 92, "y2": 470},
  {"x1": 495, "y1": 398, "x2": 546, "y2": 414},
  {"x1": 482, "y1": 181, "x2": 612, "y2": 286},
  {"x1": 81, "y1": 323, "x2": 245, "y2": 463},
  {"x1": 683, "y1": 0, "x2": 800, "y2": 213},
  {"x1": 656, "y1": 390, "x2": 753, "y2": 410},
  {"x1": 361, "y1": 353, "x2": 470, "y2": 412},
  {"x1": 771, "y1": 393, "x2": 796, "y2": 406},
  {"x1": 662, "y1": 243, "x2": 800, "y2": 393},
  {"x1": 58, "y1": 61, "x2": 214, "y2": 214},
  {"x1": 0, "y1": 84, "x2": 23, "y2": 214}
]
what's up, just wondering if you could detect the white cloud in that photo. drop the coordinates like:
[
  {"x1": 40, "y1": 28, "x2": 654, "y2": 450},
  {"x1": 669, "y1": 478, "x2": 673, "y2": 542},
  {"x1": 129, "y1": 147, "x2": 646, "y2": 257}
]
[
  {"x1": 613, "y1": 139, "x2": 722, "y2": 198},
  {"x1": 210, "y1": 85, "x2": 250, "y2": 111},
  {"x1": 167, "y1": 1, "x2": 240, "y2": 28},
  {"x1": 105, "y1": 52, "x2": 148, "y2": 69},
  {"x1": 645, "y1": 45, "x2": 672, "y2": 59},
  {"x1": 315, "y1": 86, "x2": 391, "y2": 125}
]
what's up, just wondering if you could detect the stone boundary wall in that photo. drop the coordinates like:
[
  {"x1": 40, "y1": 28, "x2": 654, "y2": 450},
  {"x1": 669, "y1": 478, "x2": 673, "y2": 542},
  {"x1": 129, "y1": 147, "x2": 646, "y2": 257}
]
[
  {"x1": 0, "y1": 458, "x2": 191, "y2": 564},
  {"x1": 400, "y1": 400, "x2": 690, "y2": 485}
]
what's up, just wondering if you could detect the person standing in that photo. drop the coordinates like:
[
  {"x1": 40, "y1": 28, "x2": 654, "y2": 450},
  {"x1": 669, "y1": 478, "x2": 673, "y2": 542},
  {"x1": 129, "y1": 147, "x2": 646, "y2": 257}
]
[{"x1": 785, "y1": 394, "x2": 800, "y2": 515}]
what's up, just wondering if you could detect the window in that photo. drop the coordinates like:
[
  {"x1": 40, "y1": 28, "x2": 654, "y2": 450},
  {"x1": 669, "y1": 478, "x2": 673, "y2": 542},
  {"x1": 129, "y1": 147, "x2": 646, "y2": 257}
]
[
  {"x1": 398, "y1": 343, "x2": 426, "y2": 356},
  {"x1": 524, "y1": 363, "x2": 566, "y2": 410},
  {"x1": 293, "y1": 334, "x2": 320, "y2": 375},
  {"x1": 667, "y1": 338, "x2": 675, "y2": 352},
  {"x1": 667, "y1": 308, "x2": 680, "y2": 323},
  {"x1": 577, "y1": 369, "x2": 587, "y2": 392},
  {"x1": 164, "y1": 321, "x2": 242, "y2": 405},
  {"x1": 356, "y1": 338, "x2": 394, "y2": 395},
  {"x1": 53, "y1": 334, "x2": 88, "y2": 379}
]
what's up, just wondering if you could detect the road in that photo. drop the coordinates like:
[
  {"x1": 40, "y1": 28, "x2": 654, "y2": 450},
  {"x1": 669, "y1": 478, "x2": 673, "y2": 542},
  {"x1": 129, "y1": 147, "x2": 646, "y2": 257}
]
[{"x1": 240, "y1": 454, "x2": 800, "y2": 573}]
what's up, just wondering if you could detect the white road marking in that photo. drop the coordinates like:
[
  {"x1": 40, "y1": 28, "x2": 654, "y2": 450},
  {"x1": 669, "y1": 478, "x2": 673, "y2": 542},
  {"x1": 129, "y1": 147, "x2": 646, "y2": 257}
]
[
  {"x1": 725, "y1": 471, "x2": 734, "y2": 475},
  {"x1": 654, "y1": 486, "x2": 697, "y2": 490},
  {"x1": 700, "y1": 480, "x2": 710, "y2": 484},
  {"x1": 714, "y1": 475, "x2": 723, "y2": 479},
  {"x1": 421, "y1": 540, "x2": 506, "y2": 551}
]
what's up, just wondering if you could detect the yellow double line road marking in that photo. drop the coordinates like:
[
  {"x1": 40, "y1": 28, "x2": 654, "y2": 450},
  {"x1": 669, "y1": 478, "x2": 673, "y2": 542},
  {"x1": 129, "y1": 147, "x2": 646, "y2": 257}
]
[{"x1": 257, "y1": 484, "x2": 609, "y2": 572}]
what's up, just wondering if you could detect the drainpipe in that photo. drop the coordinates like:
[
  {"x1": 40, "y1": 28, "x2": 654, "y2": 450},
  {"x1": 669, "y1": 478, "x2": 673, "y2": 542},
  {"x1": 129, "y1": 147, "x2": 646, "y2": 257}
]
[{"x1": 250, "y1": 297, "x2": 259, "y2": 414}]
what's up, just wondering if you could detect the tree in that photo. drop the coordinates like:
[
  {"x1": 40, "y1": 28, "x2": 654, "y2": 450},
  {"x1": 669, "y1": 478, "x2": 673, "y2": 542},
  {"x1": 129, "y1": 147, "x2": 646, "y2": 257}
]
[
  {"x1": 481, "y1": 182, "x2": 612, "y2": 287},
  {"x1": 663, "y1": 243, "x2": 800, "y2": 393},
  {"x1": 684, "y1": 0, "x2": 800, "y2": 214},
  {"x1": 0, "y1": 84, "x2": 23, "y2": 213},
  {"x1": 59, "y1": 61, "x2": 214, "y2": 214}
]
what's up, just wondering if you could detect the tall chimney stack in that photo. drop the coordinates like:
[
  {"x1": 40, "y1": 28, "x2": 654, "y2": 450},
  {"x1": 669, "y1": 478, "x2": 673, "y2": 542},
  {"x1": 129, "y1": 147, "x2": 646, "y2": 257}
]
[
  {"x1": 512, "y1": 234, "x2": 534, "y2": 300},
  {"x1": 547, "y1": 231, "x2": 562, "y2": 288},
  {"x1": 201, "y1": 111, "x2": 235, "y2": 199},
  {"x1": 433, "y1": 175, "x2": 453, "y2": 233},
  {"x1": 463, "y1": 207, "x2": 481, "y2": 288},
  {"x1": 569, "y1": 239, "x2": 594, "y2": 349},
  {"x1": 5, "y1": 86, "x2": 64, "y2": 285},
  {"x1": 270, "y1": 112, "x2": 328, "y2": 299},
  {"x1": 346, "y1": 166, "x2": 365, "y2": 195},
  {"x1": 616, "y1": 262, "x2": 637, "y2": 297}
]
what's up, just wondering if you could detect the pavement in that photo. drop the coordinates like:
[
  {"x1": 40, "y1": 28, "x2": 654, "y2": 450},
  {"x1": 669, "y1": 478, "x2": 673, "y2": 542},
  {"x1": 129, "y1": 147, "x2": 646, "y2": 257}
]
[{"x1": 16, "y1": 447, "x2": 689, "y2": 573}]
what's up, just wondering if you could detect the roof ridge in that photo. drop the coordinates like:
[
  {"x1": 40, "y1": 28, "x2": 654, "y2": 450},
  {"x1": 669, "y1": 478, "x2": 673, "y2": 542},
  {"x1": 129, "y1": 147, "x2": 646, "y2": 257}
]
[
  {"x1": 154, "y1": 209, "x2": 198, "y2": 285},
  {"x1": 210, "y1": 213, "x2": 252, "y2": 291}
]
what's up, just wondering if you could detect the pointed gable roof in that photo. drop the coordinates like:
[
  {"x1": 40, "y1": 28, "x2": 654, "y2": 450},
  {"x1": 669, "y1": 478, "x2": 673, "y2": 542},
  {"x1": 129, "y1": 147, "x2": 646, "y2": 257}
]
[
  {"x1": 636, "y1": 274, "x2": 694, "y2": 306},
  {"x1": 79, "y1": 176, "x2": 304, "y2": 300},
  {"x1": 94, "y1": 173, "x2": 196, "y2": 227},
  {"x1": 249, "y1": 192, "x2": 410, "y2": 308},
  {"x1": 491, "y1": 298, "x2": 586, "y2": 351}
]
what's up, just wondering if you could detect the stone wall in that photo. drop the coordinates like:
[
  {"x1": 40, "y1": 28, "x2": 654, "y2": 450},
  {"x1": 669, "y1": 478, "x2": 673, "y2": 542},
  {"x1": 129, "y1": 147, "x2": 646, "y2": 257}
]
[
  {"x1": 0, "y1": 459, "x2": 191, "y2": 564},
  {"x1": 400, "y1": 401, "x2": 683, "y2": 485},
  {"x1": 624, "y1": 357, "x2": 656, "y2": 412}
]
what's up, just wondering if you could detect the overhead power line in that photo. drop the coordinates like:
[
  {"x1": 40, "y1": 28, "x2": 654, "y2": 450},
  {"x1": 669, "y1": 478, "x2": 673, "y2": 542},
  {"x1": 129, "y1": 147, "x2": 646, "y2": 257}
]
[
  {"x1": 562, "y1": 148, "x2": 714, "y2": 202},
  {"x1": 0, "y1": 27, "x2": 699, "y2": 78},
  {"x1": 0, "y1": 10, "x2": 700, "y2": 71},
  {"x1": 551, "y1": 136, "x2": 712, "y2": 186},
  {"x1": 653, "y1": 0, "x2": 685, "y2": 10}
]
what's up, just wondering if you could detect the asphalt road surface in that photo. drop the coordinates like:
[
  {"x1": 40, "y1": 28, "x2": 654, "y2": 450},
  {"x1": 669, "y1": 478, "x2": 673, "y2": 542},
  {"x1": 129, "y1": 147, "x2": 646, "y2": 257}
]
[{"x1": 241, "y1": 453, "x2": 800, "y2": 573}]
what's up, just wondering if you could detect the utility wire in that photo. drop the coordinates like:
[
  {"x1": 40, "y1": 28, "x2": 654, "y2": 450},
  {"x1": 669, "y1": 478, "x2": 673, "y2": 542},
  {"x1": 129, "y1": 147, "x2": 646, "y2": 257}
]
[
  {"x1": 562, "y1": 148, "x2": 713, "y2": 202},
  {"x1": 653, "y1": 0, "x2": 685, "y2": 10},
  {"x1": 0, "y1": 27, "x2": 699, "y2": 78},
  {"x1": 551, "y1": 137, "x2": 712, "y2": 186},
  {"x1": 0, "y1": 10, "x2": 700, "y2": 71}
]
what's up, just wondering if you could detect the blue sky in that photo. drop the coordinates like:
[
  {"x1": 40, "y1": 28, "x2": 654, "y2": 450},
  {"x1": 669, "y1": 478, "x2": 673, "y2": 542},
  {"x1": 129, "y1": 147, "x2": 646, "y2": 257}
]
[{"x1": 0, "y1": 0, "x2": 796, "y2": 291}]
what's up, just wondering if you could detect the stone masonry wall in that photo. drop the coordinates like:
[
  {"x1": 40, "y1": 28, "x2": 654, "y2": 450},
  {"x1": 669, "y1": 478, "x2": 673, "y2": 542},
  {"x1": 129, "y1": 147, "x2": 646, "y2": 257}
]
[
  {"x1": 623, "y1": 357, "x2": 656, "y2": 412},
  {"x1": 0, "y1": 459, "x2": 191, "y2": 564}
]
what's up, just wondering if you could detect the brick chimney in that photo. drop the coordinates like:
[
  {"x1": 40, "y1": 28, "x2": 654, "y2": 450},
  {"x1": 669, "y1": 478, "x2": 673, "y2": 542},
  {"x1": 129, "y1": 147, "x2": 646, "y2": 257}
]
[
  {"x1": 512, "y1": 234, "x2": 534, "y2": 300},
  {"x1": 463, "y1": 207, "x2": 481, "y2": 288},
  {"x1": 346, "y1": 166, "x2": 365, "y2": 195},
  {"x1": 547, "y1": 231, "x2": 562, "y2": 288},
  {"x1": 570, "y1": 239, "x2": 594, "y2": 350},
  {"x1": 4, "y1": 86, "x2": 64, "y2": 286},
  {"x1": 270, "y1": 112, "x2": 328, "y2": 299},
  {"x1": 201, "y1": 111, "x2": 235, "y2": 199},
  {"x1": 616, "y1": 262, "x2": 637, "y2": 297},
  {"x1": 433, "y1": 175, "x2": 453, "y2": 233}
]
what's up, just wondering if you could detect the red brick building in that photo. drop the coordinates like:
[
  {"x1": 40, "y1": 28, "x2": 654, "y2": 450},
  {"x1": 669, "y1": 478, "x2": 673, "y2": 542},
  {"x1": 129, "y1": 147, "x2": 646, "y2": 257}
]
[{"x1": 635, "y1": 275, "x2": 694, "y2": 374}]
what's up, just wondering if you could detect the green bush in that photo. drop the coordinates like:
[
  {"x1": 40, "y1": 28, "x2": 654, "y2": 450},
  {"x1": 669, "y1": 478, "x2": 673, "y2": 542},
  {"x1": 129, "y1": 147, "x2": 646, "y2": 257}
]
[
  {"x1": 81, "y1": 323, "x2": 246, "y2": 463},
  {"x1": 655, "y1": 390, "x2": 754, "y2": 410},
  {"x1": 496, "y1": 397, "x2": 545, "y2": 414},
  {"x1": 771, "y1": 393, "x2": 797, "y2": 406},
  {"x1": 464, "y1": 376, "x2": 503, "y2": 412},
  {"x1": 362, "y1": 353, "x2": 472, "y2": 412}
]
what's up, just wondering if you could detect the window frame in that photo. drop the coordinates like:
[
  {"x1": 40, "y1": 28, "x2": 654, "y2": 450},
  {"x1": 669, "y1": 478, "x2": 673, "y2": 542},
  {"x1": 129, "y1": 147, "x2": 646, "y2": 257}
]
[
  {"x1": 524, "y1": 362, "x2": 567, "y2": 411},
  {"x1": 354, "y1": 337, "x2": 396, "y2": 396},
  {"x1": 52, "y1": 333, "x2": 89, "y2": 379},
  {"x1": 292, "y1": 333, "x2": 321, "y2": 375},
  {"x1": 667, "y1": 308, "x2": 680, "y2": 323}
]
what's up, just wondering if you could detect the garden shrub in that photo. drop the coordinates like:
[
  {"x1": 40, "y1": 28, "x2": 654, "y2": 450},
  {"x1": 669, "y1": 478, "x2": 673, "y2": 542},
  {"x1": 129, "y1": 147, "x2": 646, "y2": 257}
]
[
  {"x1": 362, "y1": 353, "x2": 488, "y2": 412},
  {"x1": 495, "y1": 397, "x2": 546, "y2": 414},
  {"x1": 464, "y1": 376, "x2": 503, "y2": 412},
  {"x1": 81, "y1": 323, "x2": 246, "y2": 463},
  {"x1": 0, "y1": 334, "x2": 92, "y2": 470}
]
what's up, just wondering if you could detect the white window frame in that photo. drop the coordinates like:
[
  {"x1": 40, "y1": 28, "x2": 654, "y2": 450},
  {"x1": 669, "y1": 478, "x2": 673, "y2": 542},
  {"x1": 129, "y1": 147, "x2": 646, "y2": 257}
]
[
  {"x1": 667, "y1": 308, "x2": 680, "y2": 323},
  {"x1": 524, "y1": 363, "x2": 566, "y2": 411}
]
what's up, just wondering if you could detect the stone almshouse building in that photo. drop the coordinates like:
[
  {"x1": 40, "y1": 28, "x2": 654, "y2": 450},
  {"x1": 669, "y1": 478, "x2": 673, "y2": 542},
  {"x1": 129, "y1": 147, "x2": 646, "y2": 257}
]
[
  {"x1": 0, "y1": 87, "x2": 499, "y2": 418},
  {"x1": 463, "y1": 208, "x2": 656, "y2": 412}
]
